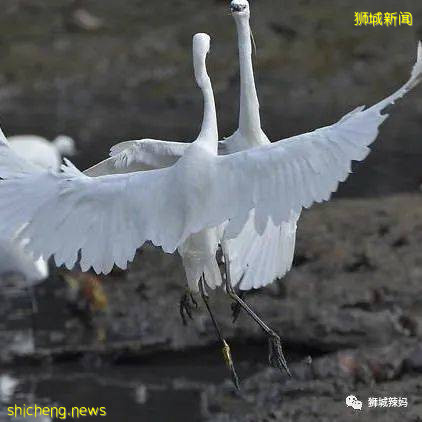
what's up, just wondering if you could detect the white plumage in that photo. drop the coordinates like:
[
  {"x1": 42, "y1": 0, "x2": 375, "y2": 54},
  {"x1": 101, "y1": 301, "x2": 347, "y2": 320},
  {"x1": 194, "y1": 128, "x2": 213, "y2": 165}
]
[
  {"x1": 0, "y1": 135, "x2": 75, "y2": 284},
  {"x1": 84, "y1": 139, "x2": 187, "y2": 176},
  {"x1": 85, "y1": 35, "x2": 224, "y2": 291},
  {"x1": 0, "y1": 374, "x2": 18, "y2": 403},
  {"x1": 0, "y1": 134, "x2": 74, "y2": 283},
  {"x1": 85, "y1": 0, "x2": 422, "y2": 292},
  {"x1": 0, "y1": 33, "x2": 224, "y2": 292},
  {"x1": 219, "y1": 0, "x2": 300, "y2": 290},
  {"x1": 0, "y1": 241, "x2": 48, "y2": 284},
  {"x1": 0, "y1": 22, "x2": 420, "y2": 294},
  {"x1": 8, "y1": 134, "x2": 76, "y2": 171},
  {"x1": 82, "y1": 3, "x2": 300, "y2": 292}
]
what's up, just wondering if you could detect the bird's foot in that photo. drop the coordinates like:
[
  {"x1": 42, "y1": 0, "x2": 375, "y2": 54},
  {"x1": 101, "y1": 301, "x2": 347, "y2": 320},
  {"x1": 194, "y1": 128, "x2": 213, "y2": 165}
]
[
  {"x1": 231, "y1": 290, "x2": 247, "y2": 323},
  {"x1": 222, "y1": 339, "x2": 240, "y2": 390},
  {"x1": 179, "y1": 292, "x2": 198, "y2": 326},
  {"x1": 268, "y1": 333, "x2": 291, "y2": 377}
]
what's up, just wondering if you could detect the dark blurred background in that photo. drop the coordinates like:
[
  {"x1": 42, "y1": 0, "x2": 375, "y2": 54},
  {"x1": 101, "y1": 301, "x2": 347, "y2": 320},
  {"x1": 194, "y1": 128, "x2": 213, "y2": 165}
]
[{"x1": 1, "y1": 1, "x2": 422, "y2": 421}]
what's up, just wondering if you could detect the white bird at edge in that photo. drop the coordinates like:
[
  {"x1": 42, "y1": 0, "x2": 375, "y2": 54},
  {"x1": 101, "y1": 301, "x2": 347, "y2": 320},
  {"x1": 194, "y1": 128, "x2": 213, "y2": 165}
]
[
  {"x1": 0, "y1": 134, "x2": 76, "y2": 335},
  {"x1": 0, "y1": 241, "x2": 47, "y2": 285},
  {"x1": 0, "y1": 134, "x2": 76, "y2": 345},
  {"x1": 0, "y1": 135, "x2": 77, "y2": 285},
  {"x1": 0, "y1": 134, "x2": 76, "y2": 285},
  {"x1": 0, "y1": 23, "x2": 420, "y2": 386},
  {"x1": 8, "y1": 134, "x2": 77, "y2": 171}
]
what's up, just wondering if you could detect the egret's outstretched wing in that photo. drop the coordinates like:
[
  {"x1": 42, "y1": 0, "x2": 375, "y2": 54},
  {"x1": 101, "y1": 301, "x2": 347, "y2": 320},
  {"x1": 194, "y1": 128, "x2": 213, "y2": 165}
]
[
  {"x1": 85, "y1": 138, "x2": 232, "y2": 177},
  {"x1": 85, "y1": 139, "x2": 189, "y2": 176},
  {"x1": 0, "y1": 138, "x2": 196, "y2": 274},
  {"x1": 0, "y1": 46, "x2": 419, "y2": 276},
  {"x1": 220, "y1": 129, "x2": 301, "y2": 290},
  {"x1": 217, "y1": 45, "x2": 422, "y2": 234}
]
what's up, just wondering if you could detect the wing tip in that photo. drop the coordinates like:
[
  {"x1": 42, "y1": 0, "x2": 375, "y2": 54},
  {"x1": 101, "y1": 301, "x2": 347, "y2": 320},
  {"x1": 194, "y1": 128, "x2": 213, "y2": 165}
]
[{"x1": 410, "y1": 40, "x2": 422, "y2": 82}]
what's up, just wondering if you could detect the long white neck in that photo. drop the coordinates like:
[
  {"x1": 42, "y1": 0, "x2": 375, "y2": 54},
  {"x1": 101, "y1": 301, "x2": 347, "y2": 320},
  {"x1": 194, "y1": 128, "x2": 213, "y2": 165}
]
[
  {"x1": 235, "y1": 16, "x2": 262, "y2": 136},
  {"x1": 197, "y1": 74, "x2": 218, "y2": 150},
  {"x1": 194, "y1": 41, "x2": 218, "y2": 153}
]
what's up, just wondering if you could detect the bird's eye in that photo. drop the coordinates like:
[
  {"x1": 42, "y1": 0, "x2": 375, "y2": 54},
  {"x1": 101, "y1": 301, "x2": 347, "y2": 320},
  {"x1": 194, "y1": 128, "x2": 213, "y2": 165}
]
[{"x1": 231, "y1": 3, "x2": 247, "y2": 13}]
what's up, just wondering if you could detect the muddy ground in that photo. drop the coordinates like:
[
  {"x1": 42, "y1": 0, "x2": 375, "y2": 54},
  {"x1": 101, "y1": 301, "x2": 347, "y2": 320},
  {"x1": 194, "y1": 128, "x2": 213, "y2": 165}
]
[{"x1": 2, "y1": 194, "x2": 422, "y2": 421}]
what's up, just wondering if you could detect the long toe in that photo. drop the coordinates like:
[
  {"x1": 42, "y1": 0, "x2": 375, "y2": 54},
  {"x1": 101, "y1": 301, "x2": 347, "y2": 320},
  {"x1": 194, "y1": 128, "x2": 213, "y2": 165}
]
[
  {"x1": 190, "y1": 293, "x2": 199, "y2": 309},
  {"x1": 184, "y1": 302, "x2": 193, "y2": 320},
  {"x1": 179, "y1": 294, "x2": 194, "y2": 326},
  {"x1": 180, "y1": 306, "x2": 189, "y2": 326},
  {"x1": 268, "y1": 336, "x2": 292, "y2": 377}
]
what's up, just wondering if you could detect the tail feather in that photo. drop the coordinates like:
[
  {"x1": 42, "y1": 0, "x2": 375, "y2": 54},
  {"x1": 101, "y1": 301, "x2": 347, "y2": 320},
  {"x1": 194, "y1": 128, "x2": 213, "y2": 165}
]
[
  {"x1": 226, "y1": 211, "x2": 299, "y2": 291},
  {"x1": 182, "y1": 256, "x2": 222, "y2": 292}
]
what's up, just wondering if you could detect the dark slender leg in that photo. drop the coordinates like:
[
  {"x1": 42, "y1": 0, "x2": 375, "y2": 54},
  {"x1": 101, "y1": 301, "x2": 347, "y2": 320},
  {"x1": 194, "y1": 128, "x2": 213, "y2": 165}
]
[
  {"x1": 179, "y1": 291, "x2": 198, "y2": 326},
  {"x1": 224, "y1": 252, "x2": 291, "y2": 377},
  {"x1": 199, "y1": 277, "x2": 240, "y2": 390}
]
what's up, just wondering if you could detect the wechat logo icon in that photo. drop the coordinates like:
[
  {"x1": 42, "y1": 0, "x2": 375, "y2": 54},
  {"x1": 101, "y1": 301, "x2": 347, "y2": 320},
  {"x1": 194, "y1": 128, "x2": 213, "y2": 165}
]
[{"x1": 346, "y1": 395, "x2": 363, "y2": 411}]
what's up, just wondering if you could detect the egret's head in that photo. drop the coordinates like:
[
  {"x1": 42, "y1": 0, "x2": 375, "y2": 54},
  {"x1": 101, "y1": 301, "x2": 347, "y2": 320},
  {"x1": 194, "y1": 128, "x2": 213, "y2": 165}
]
[
  {"x1": 193, "y1": 33, "x2": 211, "y2": 86},
  {"x1": 193, "y1": 33, "x2": 211, "y2": 57},
  {"x1": 54, "y1": 135, "x2": 77, "y2": 156},
  {"x1": 230, "y1": 0, "x2": 250, "y2": 18}
]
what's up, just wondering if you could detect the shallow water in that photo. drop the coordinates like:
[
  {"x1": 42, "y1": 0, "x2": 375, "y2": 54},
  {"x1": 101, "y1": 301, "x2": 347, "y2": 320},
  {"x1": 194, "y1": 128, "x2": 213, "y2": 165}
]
[
  {"x1": 0, "y1": 344, "x2": 270, "y2": 421},
  {"x1": 1, "y1": 366, "x2": 207, "y2": 421}
]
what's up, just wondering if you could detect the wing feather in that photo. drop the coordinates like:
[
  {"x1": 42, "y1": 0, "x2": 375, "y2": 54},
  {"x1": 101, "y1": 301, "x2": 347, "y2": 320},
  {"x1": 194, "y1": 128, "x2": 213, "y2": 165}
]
[
  {"x1": 217, "y1": 59, "x2": 421, "y2": 234},
  {"x1": 0, "y1": 45, "x2": 419, "y2": 277},
  {"x1": 224, "y1": 44, "x2": 421, "y2": 290},
  {"x1": 0, "y1": 141, "x2": 194, "y2": 274},
  {"x1": 85, "y1": 139, "x2": 189, "y2": 176}
]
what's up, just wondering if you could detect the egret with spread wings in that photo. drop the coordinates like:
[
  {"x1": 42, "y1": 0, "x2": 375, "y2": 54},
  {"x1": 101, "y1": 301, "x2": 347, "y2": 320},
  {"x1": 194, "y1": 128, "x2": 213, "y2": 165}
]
[
  {"x1": 84, "y1": 0, "x2": 422, "y2": 376},
  {"x1": 0, "y1": 23, "x2": 421, "y2": 387},
  {"x1": 0, "y1": 33, "x2": 244, "y2": 388}
]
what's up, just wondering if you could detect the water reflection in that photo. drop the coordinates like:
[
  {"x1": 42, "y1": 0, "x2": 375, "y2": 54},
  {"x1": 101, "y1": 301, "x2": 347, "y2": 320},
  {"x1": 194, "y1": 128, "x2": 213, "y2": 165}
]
[
  {"x1": 0, "y1": 358, "x2": 253, "y2": 422},
  {"x1": 0, "y1": 374, "x2": 18, "y2": 403}
]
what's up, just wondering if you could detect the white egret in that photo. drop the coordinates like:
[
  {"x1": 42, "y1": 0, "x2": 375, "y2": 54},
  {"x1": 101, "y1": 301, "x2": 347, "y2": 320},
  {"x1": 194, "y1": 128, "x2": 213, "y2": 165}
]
[
  {"x1": 221, "y1": 0, "x2": 299, "y2": 291},
  {"x1": 85, "y1": 60, "x2": 223, "y2": 300},
  {"x1": 0, "y1": 134, "x2": 76, "y2": 284},
  {"x1": 0, "y1": 242, "x2": 47, "y2": 285},
  {"x1": 0, "y1": 374, "x2": 18, "y2": 403},
  {"x1": 8, "y1": 134, "x2": 76, "y2": 171},
  {"x1": 0, "y1": 33, "x2": 241, "y2": 388},
  {"x1": 85, "y1": 1, "x2": 422, "y2": 376},
  {"x1": 0, "y1": 135, "x2": 76, "y2": 284},
  {"x1": 0, "y1": 19, "x2": 420, "y2": 385},
  {"x1": 85, "y1": 1, "x2": 298, "y2": 295},
  {"x1": 0, "y1": 134, "x2": 76, "y2": 339}
]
